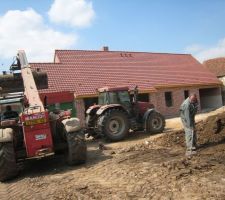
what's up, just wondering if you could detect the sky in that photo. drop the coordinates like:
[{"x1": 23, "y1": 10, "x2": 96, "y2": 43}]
[{"x1": 0, "y1": 0, "x2": 225, "y2": 70}]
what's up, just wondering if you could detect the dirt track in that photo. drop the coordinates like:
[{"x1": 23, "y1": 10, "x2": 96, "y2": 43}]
[{"x1": 1, "y1": 108, "x2": 225, "y2": 200}]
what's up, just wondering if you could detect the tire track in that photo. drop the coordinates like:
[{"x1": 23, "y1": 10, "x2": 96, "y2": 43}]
[
  {"x1": 0, "y1": 183, "x2": 8, "y2": 200},
  {"x1": 0, "y1": 180, "x2": 42, "y2": 200}
]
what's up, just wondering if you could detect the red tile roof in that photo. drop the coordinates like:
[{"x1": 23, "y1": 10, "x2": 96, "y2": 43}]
[
  {"x1": 30, "y1": 50, "x2": 221, "y2": 97},
  {"x1": 203, "y1": 57, "x2": 225, "y2": 77}
]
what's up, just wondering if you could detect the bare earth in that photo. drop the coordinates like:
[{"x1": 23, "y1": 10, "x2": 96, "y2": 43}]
[{"x1": 0, "y1": 108, "x2": 225, "y2": 200}]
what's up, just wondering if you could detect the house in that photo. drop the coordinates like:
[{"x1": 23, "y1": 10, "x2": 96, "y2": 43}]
[
  {"x1": 204, "y1": 57, "x2": 225, "y2": 105},
  {"x1": 30, "y1": 47, "x2": 222, "y2": 126}
]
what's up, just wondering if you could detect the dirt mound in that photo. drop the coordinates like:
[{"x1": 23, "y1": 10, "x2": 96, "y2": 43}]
[{"x1": 152, "y1": 108, "x2": 225, "y2": 148}]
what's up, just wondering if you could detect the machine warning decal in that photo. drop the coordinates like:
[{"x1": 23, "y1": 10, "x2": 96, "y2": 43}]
[{"x1": 35, "y1": 134, "x2": 47, "y2": 140}]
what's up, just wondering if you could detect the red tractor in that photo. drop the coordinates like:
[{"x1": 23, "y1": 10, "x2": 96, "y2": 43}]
[
  {"x1": 86, "y1": 86, "x2": 165, "y2": 141},
  {"x1": 0, "y1": 51, "x2": 86, "y2": 181}
]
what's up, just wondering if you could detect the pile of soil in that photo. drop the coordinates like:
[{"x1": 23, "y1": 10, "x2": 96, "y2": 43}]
[{"x1": 153, "y1": 108, "x2": 225, "y2": 148}]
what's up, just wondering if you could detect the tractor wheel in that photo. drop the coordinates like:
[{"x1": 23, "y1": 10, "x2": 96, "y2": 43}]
[
  {"x1": 0, "y1": 142, "x2": 18, "y2": 182},
  {"x1": 86, "y1": 115, "x2": 101, "y2": 139},
  {"x1": 99, "y1": 109, "x2": 129, "y2": 141},
  {"x1": 65, "y1": 131, "x2": 87, "y2": 165},
  {"x1": 146, "y1": 112, "x2": 165, "y2": 134},
  {"x1": 85, "y1": 114, "x2": 93, "y2": 127}
]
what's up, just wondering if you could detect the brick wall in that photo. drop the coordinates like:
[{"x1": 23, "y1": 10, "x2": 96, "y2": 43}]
[
  {"x1": 74, "y1": 98, "x2": 85, "y2": 127},
  {"x1": 150, "y1": 88, "x2": 200, "y2": 117}
]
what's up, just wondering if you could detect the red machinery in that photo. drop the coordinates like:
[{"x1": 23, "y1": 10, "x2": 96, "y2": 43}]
[
  {"x1": 18, "y1": 51, "x2": 53, "y2": 157},
  {"x1": 0, "y1": 51, "x2": 86, "y2": 181},
  {"x1": 86, "y1": 86, "x2": 165, "y2": 141}
]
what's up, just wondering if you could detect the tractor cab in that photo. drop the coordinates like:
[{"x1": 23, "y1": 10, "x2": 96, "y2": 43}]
[
  {"x1": 98, "y1": 86, "x2": 132, "y2": 111},
  {"x1": 0, "y1": 96, "x2": 23, "y2": 122},
  {"x1": 0, "y1": 95, "x2": 24, "y2": 130},
  {"x1": 97, "y1": 86, "x2": 154, "y2": 117}
]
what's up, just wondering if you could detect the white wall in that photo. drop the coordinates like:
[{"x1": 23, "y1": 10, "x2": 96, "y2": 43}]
[
  {"x1": 219, "y1": 77, "x2": 225, "y2": 105},
  {"x1": 219, "y1": 77, "x2": 225, "y2": 89}
]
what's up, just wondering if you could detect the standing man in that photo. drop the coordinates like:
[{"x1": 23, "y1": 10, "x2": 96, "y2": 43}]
[{"x1": 180, "y1": 94, "x2": 198, "y2": 156}]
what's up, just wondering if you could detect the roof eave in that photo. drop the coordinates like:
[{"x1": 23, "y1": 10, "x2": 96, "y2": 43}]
[{"x1": 155, "y1": 82, "x2": 222, "y2": 90}]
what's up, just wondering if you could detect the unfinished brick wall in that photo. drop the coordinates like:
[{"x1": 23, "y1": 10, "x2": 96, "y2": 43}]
[
  {"x1": 74, "y1": 99, "x2": 85, "y2": 127},
  {"x1": 150, "y1": 88, "x2": 200, "y2": 117}
]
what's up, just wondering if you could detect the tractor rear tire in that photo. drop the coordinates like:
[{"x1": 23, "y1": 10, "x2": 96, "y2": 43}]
[
  {"x1": 0, "y1": 142, "x2": 18, "y2": 182},
  {"x1": 99, "y1": 109, "x2": 129, "y2": 142},
  {"x1": 65, "y1": 131, "x2": 87, "y2": 165},
  {"x1": 147, "y1": 112, "x2": 165, "y2": 134}
]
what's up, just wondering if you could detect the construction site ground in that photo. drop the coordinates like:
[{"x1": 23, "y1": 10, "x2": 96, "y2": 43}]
[{"x1": 1, "y1": 108, "x2": 225, "y2": 200}]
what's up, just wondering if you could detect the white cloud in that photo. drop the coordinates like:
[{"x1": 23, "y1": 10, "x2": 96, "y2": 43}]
[
  {"x1": 184, "y1": 44, "x2": 204, "y2": 54},
  {"x1": 185, "y1": 38, "x2": 225, "y2": 62},
  {"x1": 0, "y1": 9, "x2": 77, "y2": 62},
  {"x1": 48, "y1": 0, "x2": 95, "y2": 28}
]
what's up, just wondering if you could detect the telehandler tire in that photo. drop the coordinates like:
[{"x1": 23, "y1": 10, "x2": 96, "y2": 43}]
[
  {"x1": 65, "y1": 131, "x2": 87, "y2": 165},
  {"x1": 0, "y1": 142, "x2": 18, "y2": 182}
]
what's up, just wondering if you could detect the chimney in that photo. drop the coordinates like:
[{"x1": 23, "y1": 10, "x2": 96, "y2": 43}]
[{"x1": 102, "y1": 46, "x2": 109, "y2": 51}]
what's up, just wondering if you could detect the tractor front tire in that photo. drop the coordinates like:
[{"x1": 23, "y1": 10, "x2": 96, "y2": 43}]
[
  {"x1": 86, "y1": 114, "x2": 101, "y2": 139},
  {"x1": 146, "y1": 112, "x2": 165, "y2": 134},
  {"x1": 0, "y1": 143, "x2": 18, "y2": 182},
  {"x1": 65, "y1": 131, "x2": 87, "y2": 165},
  {"x1": 99, "y1": 109, "x2": 129, "y2": 142}
]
